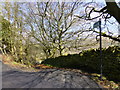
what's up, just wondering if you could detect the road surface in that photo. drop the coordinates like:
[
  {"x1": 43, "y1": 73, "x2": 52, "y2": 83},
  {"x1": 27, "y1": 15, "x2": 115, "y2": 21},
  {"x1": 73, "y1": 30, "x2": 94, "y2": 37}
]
[{"x1": 1, "y1": 61, "x2": 103, "y2": 89}]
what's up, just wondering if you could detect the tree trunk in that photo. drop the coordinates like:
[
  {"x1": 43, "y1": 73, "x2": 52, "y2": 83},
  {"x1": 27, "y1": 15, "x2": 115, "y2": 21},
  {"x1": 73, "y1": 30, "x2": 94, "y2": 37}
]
[{"x1": 105, "y1": 0, "x2": 120, "y2": 24}]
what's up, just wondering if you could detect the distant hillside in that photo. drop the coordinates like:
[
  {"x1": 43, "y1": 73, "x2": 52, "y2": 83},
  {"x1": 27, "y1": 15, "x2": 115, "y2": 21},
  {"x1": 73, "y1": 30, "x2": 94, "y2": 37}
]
[{"x1": 62, "y1": 37, "x2": 119, "y2": 55}]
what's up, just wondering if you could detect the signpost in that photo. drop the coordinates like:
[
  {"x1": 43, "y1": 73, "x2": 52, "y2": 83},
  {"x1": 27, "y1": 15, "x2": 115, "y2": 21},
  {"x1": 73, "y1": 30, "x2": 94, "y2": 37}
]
[{"x1": 93, "y1": 19, "x2": 102, "y2": 80}]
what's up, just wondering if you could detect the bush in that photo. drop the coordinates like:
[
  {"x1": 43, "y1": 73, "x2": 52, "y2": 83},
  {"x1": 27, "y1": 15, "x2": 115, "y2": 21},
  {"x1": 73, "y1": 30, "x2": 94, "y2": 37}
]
[{"x1": 42, "y1": 46, "x2": 120, "y2": 83}]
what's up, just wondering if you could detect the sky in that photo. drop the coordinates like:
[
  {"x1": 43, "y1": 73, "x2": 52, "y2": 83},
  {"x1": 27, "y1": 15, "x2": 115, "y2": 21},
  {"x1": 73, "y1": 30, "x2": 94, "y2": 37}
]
[
  {"x1": 0, "y1": 0, "x2": 119, "y2": 2},
  {"x1": 89, "y1": 0, "x2": 120, "y2": 36},
  {"x1": 0, "y1": 0, "x2": 120, "y2": 36}
]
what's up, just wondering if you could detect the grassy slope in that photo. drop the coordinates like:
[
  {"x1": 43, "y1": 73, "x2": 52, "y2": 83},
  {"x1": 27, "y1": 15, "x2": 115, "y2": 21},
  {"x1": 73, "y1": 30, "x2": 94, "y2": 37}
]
[{"x1": 1, "y1": 54, "x2": 40, "y2": 72}]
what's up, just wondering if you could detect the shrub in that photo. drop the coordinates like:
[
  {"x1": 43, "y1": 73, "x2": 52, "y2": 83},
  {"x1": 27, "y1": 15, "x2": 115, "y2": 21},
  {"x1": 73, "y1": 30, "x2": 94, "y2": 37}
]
[{"x1": 42, "y1": 46, "x2": 120, "y2": 83}]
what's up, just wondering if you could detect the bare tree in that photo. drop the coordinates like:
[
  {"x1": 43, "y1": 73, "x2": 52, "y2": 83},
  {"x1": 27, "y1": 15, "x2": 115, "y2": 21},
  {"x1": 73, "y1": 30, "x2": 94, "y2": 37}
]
[
  {"x1": 23, "y1": 2, "x2": 87, "y2": 58},
  {"x1": 1, "y1": 2, "x2": 37, "y2": 65}
]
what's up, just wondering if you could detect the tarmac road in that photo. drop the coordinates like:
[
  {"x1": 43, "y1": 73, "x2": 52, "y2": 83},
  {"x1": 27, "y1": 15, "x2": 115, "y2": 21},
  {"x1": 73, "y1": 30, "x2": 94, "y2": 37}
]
[{"x1": 1, "y1": 61, "x2": 103, "y2": 89}]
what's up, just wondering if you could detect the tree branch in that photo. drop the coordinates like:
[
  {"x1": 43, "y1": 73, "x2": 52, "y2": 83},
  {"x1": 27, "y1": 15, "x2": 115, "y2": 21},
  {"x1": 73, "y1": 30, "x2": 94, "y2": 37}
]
[{"x1": 92, "y1": 30, "x2": 120, "y2": 42}]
